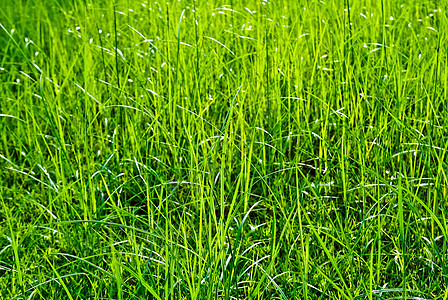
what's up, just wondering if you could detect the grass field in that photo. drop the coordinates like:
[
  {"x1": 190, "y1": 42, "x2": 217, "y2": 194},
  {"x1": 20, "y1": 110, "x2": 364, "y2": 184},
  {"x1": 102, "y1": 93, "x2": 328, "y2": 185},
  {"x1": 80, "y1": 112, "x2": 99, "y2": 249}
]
[{"x1": 1, "y1": 0, "x2": 448, "y2": 299}]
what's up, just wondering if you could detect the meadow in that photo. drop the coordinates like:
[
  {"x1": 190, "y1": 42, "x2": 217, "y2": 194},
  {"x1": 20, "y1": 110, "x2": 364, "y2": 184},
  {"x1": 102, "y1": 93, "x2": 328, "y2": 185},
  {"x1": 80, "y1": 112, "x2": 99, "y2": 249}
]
[{"x1": 0, "y1": 0, "x2": 447, "y2": 299}]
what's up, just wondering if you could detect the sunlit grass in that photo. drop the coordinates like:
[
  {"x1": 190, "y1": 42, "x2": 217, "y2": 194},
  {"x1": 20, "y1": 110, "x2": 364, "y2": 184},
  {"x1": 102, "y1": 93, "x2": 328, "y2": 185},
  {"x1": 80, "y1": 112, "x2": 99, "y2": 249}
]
[{"x1": 1, "y1": 0, "x2": 447, "y2": 299}]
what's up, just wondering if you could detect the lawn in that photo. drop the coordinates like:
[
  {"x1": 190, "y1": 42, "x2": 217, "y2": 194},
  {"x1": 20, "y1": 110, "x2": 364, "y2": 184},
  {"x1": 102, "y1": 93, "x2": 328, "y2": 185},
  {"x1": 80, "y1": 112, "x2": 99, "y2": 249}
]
[{"x1": 0, "y1": 0, "x2": 447, "y2": 299}]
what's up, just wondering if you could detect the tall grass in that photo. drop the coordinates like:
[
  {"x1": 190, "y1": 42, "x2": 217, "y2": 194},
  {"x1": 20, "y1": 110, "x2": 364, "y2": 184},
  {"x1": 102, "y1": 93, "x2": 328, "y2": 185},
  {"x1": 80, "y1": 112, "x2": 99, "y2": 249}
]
[{"x1": 1, "y1": 0, "x2": 447, "y2": 299}]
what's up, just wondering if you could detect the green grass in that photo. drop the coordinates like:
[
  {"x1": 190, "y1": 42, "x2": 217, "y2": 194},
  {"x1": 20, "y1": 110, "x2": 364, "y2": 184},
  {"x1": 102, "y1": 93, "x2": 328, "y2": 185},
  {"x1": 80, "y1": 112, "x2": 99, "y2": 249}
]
[{"x1": 1, "y1": 0, "x2": 447, "y2": 299}]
